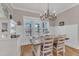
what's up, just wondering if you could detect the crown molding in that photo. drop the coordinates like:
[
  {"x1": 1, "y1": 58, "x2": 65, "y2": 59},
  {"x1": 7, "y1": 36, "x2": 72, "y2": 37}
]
[
  {"x1": 57, "y1": 3, "x2": 79, "y2": 15},
  {"x1": 10, "y1": 3, "x2": 79, "y2": 15},
  {"x1": 11, "y1": 4, "x2": 40, "y2": 14}
]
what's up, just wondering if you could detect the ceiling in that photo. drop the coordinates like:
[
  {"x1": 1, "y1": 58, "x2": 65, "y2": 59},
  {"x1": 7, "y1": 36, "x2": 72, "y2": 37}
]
[{"x1": 10, "y1": 3, "x2": 78, "y2": 14}]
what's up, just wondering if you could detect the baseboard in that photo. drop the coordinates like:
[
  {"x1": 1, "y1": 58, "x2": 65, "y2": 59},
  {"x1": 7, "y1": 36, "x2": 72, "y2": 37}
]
[
  {"x1": 65, "y1": 45, "x2": 79, "y2": 53},
  {"x1": 65, "y1": 44, "x2": 79, "y2": 49}
]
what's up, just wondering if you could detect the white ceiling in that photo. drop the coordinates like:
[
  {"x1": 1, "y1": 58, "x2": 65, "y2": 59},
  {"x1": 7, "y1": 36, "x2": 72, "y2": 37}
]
[{"x1": 11, "y1": 3, "x2": 78, "y2": 14}]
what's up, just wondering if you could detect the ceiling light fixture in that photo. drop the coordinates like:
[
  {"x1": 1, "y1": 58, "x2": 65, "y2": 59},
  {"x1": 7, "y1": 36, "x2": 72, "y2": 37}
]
[{"x1": 40, "y1": 3, "x2": 57, "y2": 20}]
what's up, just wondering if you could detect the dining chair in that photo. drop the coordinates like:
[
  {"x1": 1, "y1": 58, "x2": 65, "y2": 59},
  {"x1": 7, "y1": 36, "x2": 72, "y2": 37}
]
[
  {"x1": 41, "y1": 35, "x2": 54, "y2": 56},
  {"x1": 53, "y1": 35, "x2": 65, "y2": 56}
]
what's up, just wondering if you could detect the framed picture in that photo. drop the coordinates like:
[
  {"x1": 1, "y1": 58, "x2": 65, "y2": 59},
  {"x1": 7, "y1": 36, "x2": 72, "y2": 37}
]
[
  {"x1": 2, "y1": 23, "x2": 8, "y2": 32},
  {"x1": 59, "y1": 21, "x2": 64, "y2": 26}
]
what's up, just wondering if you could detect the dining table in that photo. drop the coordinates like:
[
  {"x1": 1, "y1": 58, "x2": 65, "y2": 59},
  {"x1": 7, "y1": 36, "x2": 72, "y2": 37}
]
[{"x1": 30, "y1": 35, "x2": 69, "y2": 56}]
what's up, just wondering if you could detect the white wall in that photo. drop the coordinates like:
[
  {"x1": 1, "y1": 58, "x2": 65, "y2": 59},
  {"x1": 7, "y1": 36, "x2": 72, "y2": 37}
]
[
  {"x1": 0, "y1": 40, "x2": 17, "y2": 56},
  {"x1": 50, "y1": 24, "x2": 79, "y2": 49},
  {"x1": 54, "y1": 26, "x2": 66, "y2": 36},
  {"x1": 65, "y1": 24, "x2": 79, "y2": 49}
]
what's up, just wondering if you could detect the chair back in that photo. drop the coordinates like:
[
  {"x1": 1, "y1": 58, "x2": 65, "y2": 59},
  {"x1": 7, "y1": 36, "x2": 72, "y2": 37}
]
[
  {"x1": 53, "y1": 35, "x2": 65, "y2": 56},
  {"x1": 41, "y1": 35, "x2": 54, "y2": 56}
]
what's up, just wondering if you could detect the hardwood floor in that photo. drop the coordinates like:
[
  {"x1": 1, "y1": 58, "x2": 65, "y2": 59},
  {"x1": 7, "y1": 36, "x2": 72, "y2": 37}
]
[
  {"x1": 21, "y1": 45, "x2": 79, "y2": 56},
  {"x1": 21, "y1": 44, "x2": 32, "y2": 56},
  {"x1": 65, "y1": 45, "x2": 79, "y2": 56}
]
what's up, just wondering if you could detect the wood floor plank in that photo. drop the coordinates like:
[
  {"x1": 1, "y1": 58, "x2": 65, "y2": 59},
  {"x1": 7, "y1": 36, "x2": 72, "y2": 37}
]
[
  {"x1": 65, "y1": 45, "x2": 79, "y2": 56},
  {"x1": 21, "y1": 44, "x2": 32, "y2": 56},
  {"x1": 20, "y1": 45, "x2": 79, "y2": 56}
]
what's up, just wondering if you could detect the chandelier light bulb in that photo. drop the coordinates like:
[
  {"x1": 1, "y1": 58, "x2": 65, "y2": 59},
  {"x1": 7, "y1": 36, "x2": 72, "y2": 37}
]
[
  {"x1": 40, "y1": 13, "x2": 42, "y2": 16},
  {"x1": 44, "y1": 10, "x2": 47, "y2": 14},
  {"x1": 53, "y1": 10, "x2": 56, "y2": 13}
]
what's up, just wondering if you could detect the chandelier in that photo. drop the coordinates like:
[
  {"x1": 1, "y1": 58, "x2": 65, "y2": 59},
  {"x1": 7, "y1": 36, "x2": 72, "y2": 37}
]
[{"x1": 40, "y1": 4, "x2": 57, "y2": 20}]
